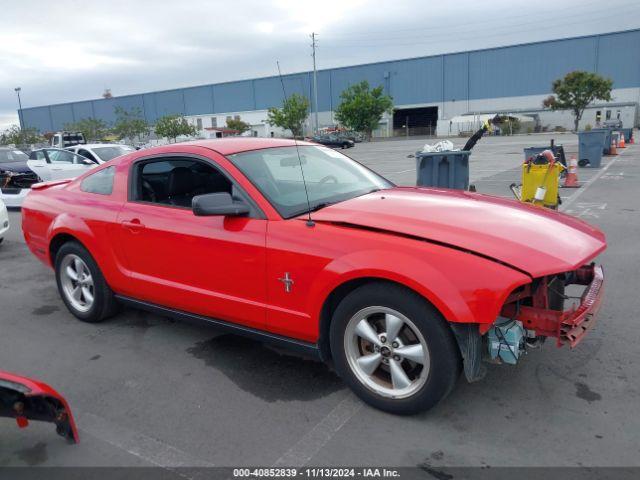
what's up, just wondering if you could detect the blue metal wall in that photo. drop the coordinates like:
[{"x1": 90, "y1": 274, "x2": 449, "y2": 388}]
[{"x1": 20, "y1": 29, "x2": 640, "y2": 132}]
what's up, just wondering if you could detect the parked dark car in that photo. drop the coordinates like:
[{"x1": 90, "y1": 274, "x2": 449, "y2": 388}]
[
  {"x1": 312, "y1": 134, "x2": 354, "y2": 149},
  {"x1": 0, "y1": 148, "x2": 40, "y2": 206}
]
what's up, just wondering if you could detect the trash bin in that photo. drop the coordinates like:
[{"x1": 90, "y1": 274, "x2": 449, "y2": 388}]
[
  {"x1": 524, "y1": 147, "x2": 547, "y2": 160},
  {"x1": 592, "y1": 128, "x2": 612, "y2": 154},
  {"x1": 620, "y1": 128, "x2": 633, "y2": 143},
  {"x1": 524, "y1": 144, "x2": 567, "y2": 167},
  {"x1": 416, "y1": 150, "x2": 470, "y2": 190},
  {"x1": 578, "y1": 130, "x2": 606, "y2": 168}
]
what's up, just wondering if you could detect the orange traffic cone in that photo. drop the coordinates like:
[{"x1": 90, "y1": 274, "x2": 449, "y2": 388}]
[
  {"x1": 610, "y1": 138, "x2": 618, "y2": 155},
  {"x1": 619, "y1": 132, "x2": 626, "y2": 148},
  {"x1": 563, "y1": 156, "x2": 580, "y2": 188}
]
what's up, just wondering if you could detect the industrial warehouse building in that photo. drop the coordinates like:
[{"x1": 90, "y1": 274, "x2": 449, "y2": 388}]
[{"x1": 19, "y1": 28, "x2": 640, "y2": 138}]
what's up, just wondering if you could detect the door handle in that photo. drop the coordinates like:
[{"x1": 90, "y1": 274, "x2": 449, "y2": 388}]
[
  {"x1": 51, "y1": 167, "x2": 63, "y2": 171},
  {"x1": 121, "y1": 219, "x2": 145, "y2": 232}
]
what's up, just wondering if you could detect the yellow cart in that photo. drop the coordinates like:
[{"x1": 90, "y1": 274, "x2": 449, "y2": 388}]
[{"x1": 511, "y1": 150, "x2": 565, "y2": 209}]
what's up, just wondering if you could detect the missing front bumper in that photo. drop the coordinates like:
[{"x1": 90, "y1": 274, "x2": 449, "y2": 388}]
[{"x1": 501, "y1": 264, "x2": 605, "y2": 348}]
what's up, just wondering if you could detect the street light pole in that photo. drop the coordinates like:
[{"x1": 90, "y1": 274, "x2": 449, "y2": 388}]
[
  {"x1": 311, "y1": 33, "x2": 319, "y2": 134},
  {"x1": 14, "y1": 87, "x2": 23, "y2": 129}
]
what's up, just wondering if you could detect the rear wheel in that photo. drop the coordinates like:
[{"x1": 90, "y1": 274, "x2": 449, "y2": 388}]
[
  {"x1": 55, "y1": 242, "x2": 119, "y2": 323},
  {"x1": 329, "y1": 283, "x2": 461, "y2": 414}
]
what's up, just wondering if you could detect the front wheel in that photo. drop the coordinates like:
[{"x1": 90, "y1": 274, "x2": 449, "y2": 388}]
[{"x1": 330, "y1": 283, "x2": 461, "y2": 414}]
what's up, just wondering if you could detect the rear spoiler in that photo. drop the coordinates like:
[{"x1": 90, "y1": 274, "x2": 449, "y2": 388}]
[{"x1": 31, "y1": 179, "x2": 72, "y2": 190}]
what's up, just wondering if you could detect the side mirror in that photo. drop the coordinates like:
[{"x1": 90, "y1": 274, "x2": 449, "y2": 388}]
[{"x1": 192, "y1": 192, "x2": 250, "y2": 217}]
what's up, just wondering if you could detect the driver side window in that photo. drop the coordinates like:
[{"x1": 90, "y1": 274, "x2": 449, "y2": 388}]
[{"x1": 132, "y1": 157, "x2": 233, "y2": 208}]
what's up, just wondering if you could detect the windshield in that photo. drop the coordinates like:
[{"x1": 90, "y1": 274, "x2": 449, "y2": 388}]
[
  {"x1": 0, "y1": 149, "x2": 29, "y2": 164},
  {"x1": 228, "y1": 145, "x2": 393, "y2": 219},
  {"x1": 93, "y1": 146, "x2": 134, "y2": 161}
]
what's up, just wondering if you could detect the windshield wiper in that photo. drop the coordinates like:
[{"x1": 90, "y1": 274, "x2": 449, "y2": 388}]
[{"x1": 308, "y1": 202, "x2": 334, "y2": 213}]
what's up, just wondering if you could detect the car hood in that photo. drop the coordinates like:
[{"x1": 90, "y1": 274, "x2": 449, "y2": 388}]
[
  {"x1": 311, "y1": 187, "x2": 606, "y2": 277},
  {"x1": 0, "y1": 161, "x2": 32, "y2": 174}
]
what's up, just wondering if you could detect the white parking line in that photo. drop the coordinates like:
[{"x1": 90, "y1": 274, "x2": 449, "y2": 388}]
[
  {"x1": 272, "y1": 393, "x2": 362, "y2": 467},
  {"x1": 561, "y1": 149, "x2": 628, "y2": 210},
  {"x1": 78, "y1": 411, "x2": 215, "y2": 469}
]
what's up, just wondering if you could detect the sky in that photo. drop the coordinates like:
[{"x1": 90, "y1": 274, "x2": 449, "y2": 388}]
[{"x1": 2, "y1": 0, "x2": 639, "y2": 130}]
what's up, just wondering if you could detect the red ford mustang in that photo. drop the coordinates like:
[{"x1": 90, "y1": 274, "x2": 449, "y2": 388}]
[{"x1": 21, "y1": 138, "x2": 606, "y2": 414}]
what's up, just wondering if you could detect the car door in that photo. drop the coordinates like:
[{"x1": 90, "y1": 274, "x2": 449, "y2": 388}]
[
  {"x1": 116, "y1": 155, "x2": 268, "y2": 330},
  {"x1": 45, "y1": 149, "x2": 94, "y2": 180},
  {"x1": 27, "y1": 150, "x2": 52, "y2": 181}
]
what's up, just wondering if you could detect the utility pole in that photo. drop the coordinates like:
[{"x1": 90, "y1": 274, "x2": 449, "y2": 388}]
[
  {"x1": 14, "y1": 87, "x2": 23, "y2": 129},
  {"x1": 311, "y1": 33, "x2": 319, "y2": 134}
]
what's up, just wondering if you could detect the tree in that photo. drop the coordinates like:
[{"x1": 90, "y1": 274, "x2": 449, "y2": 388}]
[
  {"x1": 0, "y1": 125, "x2": 43, "y2": 145},
  {"x1": 542, "y1": 71, "x2": 613, "y2": 132},
  {"x1": 225, "y1": 118, "x2": 251, "y2": 134},
  {"x1": 334, "y1": 81, "x2": 393, "y2": 140},
  {"x1": 113, "y1": 107, "x2": 150, "y2": 143},
  {"x1": 64, "y1": 118, "x2": 110, "y2": 142},
  {"x1": 154, "y1": 114, "x2": 197, "y2": 143},
  {"x1": 266, "y1": 93, "x2": 309, "y2": 138}
]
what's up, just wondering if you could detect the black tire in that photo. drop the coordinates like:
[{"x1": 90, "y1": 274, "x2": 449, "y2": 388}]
[
  {"x1": 329, "y1": 282, "x2": 461, "y2": 415},
  {"x1": 54, "y1": 241, "x2": 119, "y2": 323},
  {"x1": 0, "y1": 237, "x2": 4, "y2": 245}
]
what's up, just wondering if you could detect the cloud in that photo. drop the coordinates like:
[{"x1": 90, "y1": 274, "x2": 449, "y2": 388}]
[{"x1": 1, "y1": 0, "x2": 639, "y2": 130}]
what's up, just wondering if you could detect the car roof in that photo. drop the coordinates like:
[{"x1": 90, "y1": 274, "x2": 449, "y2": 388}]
[
  {"x1": 178, "y1": 138, "x2": 315, "y2": 155},
  {"x1": 70, "y1": 143, "x2": 131, "y2": 149}
]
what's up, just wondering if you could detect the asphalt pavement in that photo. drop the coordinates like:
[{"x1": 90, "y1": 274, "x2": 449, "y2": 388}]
[{"x1": 0, "y1": 134, "x2": 638, "y2": 474}]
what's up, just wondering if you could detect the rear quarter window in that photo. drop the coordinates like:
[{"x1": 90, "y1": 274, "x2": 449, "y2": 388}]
[{"x1": 80, "y1": 166, "x2": 115, "y2": 195}]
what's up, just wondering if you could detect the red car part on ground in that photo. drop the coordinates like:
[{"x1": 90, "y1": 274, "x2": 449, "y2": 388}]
[
  {"x1": 0, "y1": 370, "x2": 78, "y2": 443},
  {"x1": 19, "y1": 138, "x2": 606, "y2": 414}
]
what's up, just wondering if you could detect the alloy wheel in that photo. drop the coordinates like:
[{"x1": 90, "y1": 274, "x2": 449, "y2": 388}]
[
  {"x1": 344, "y1": 306, "x2": 430, "y2": 399},
  {"x1": 59, "y1": 254, "x2": 95, "y2": 313}
]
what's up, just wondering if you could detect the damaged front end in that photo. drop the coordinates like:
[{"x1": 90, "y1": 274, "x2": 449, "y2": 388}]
[
  {"x1": 453, "y1": 263, "x2": 605, "y2": 382},
  {"x1": 0, "y1": 370, "x2": 79, "y2": 443},
  {"x1": 1, "y1": 170, "x2": 40, "y2": 191},
  {"x1": 500, "y1": 263, "x2": 604, "y2": 348}
]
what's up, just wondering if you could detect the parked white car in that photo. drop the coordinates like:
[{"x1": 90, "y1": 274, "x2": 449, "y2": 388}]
[
  {"x1": 0, "y1": 198, "x2": 9, "y2": 245},
  {"x1": 66, "y1": 144, "x2": 135, "y2": 164},
  {"x1": 27, "y1": 148, "x2": 98, "y2": 182}
]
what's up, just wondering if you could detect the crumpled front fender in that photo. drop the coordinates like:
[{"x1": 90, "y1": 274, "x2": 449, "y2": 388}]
[{"x1": 310, "y1": 242, "x2": 532, "y2": 327}]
